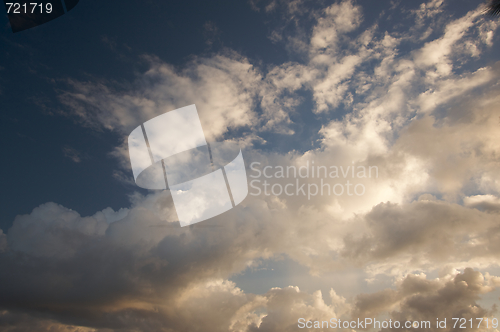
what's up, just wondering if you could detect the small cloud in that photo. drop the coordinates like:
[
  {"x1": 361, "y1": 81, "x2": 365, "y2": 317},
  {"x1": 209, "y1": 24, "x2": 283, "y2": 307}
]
[
  {"x1": 101, "y1": 35, "x2": 117, "y2": 50},
  {"x1": 62, "y1": 146, "x2": 83, "y2": 163},
  {"x1": 203, "y1": 21, "x2": 221, "y2": 48},
  {"x1": 248, "y1": 0, "x2": 261, "y2": 11}
]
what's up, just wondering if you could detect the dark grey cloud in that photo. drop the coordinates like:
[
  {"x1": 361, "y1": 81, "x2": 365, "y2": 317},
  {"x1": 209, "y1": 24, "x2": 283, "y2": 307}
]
[{"x1": 341, "y1": 200, "x2": 500, "y2": 273}]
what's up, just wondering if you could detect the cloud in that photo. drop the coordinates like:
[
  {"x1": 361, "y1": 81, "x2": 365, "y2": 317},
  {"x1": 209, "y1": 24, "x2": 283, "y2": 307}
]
[
  {"x1": 3, "y1": 205, "x2": 499, "y2": 332},
  {"x1": 51, "y1": 0, "x2": 500, "y2": 279},
  {"x1": 309, "y1": 0, "x2": 362, "y2": 53},
  {"x1": 203, "y1": 21, "x2": 221, "y2": 47},
  {"x1": 414, "y1": 7, "x2": 484, "y2": 77},
  {"x1": 0, "y1": 230, "x2": 7, "y2": 253},
  {"x1": 62, "y1": 146, "x2": 83, "y2": 163},
  {"x1": 341, "y1": 199, "x2": 500, "y2": 276},
  {"x1": 412, "y1": 0, "x2": 445, "y2": 26},
  {"x1": 4, "y1": 0, "x2": 500, "y2": 330},
  {"x1": 464, "y1": 195, "x2": 500, "y2": 213},
  {"x1": 1, "y1": 179, "x2": 500, "y2": 330},
  {"x1": 0, "y1": 311, "x2": 103, "y2": 332},
  {"x1": 0, "y1": 194, "x2": 348, "y2": 331},
  {"x1": 394, "y1": 89, "x2": 500, "y2": 197},
  {"x1": 59, "y1": 53, "x2": 264, "y2": 141},
  {"x1": 353, "y1": 269, "x2": 499, "y2": 329},
  {"x1": 6, "y1": 202, "x2": 127, "y2": 259},
  {"x1": 414, "y1": 67, "x2": 496, "y2": 113}
]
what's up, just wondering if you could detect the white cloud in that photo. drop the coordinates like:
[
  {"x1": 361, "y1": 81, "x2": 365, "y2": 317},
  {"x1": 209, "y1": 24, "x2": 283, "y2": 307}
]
[
  {"x1": 415, "y1": 67, "x2": 496, "y2": 113},
  {"x1": 310, "y1": 0, "x2": 362, "y2": 53},
  {"x1": 60, "y1": 54, "x2": 264, "y2": 141},
  {"x1": 414, "y1": 7, "x2": 483, "y2": 77}
]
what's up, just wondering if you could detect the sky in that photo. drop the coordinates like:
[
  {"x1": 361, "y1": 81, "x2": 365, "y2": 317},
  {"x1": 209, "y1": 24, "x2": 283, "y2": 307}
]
[{"x1": 1, "y1": 0, "x2": 500, "y2": 331}]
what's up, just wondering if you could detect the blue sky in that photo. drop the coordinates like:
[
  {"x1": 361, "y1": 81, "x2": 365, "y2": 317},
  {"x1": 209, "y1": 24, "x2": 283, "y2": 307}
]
[{"x1": 1, "y1": 0, "x2": 500, "y2": 331}]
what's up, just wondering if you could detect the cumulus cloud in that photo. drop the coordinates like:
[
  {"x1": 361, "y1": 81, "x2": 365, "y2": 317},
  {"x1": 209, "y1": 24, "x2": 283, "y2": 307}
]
[
  {"x1": 2, "y1": 201, "x2": 499, "y2": 332},
  {"x1": 353, "y1": 269, "x2": 500, "y2": 331},
  {"x1": 3, "y1": 0, "x2": 500, "y2": 330},
  {"x1": 1, "y1": 181, "x2": 499, "y2": 330},
  {"x1": 341, "y1": 200, "x2": 500, "y2": 276},
  {"x1": 0, "y1": 194, "x2": 350, "y2": 331}
]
